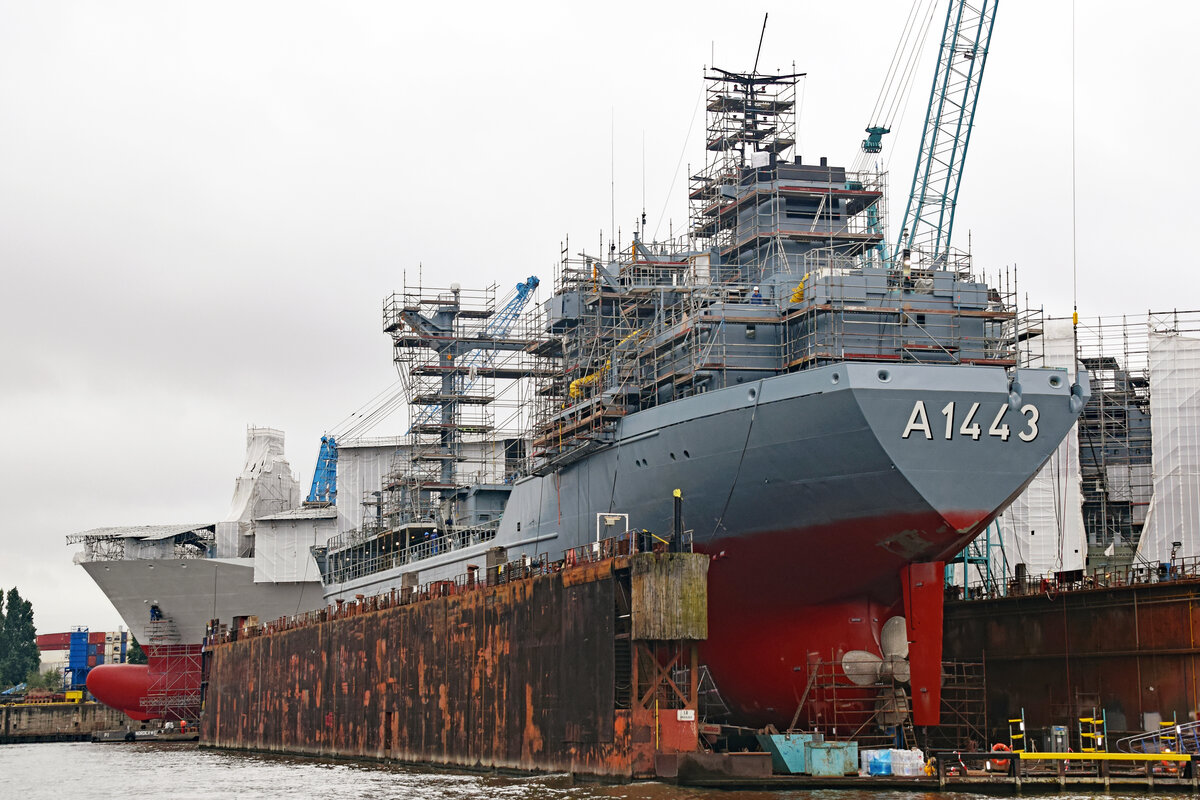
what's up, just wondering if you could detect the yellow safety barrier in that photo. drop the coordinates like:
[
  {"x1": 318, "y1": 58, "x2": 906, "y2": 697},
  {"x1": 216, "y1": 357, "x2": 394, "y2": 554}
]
[{"x1": 1018, "y1": 752, "x2": 1190, "y2": 762}]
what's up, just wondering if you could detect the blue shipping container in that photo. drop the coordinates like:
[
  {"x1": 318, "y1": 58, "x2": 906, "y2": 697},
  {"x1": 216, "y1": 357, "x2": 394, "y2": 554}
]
[{"x1": 68, "y1": 631, "x2": 88, "y2": 670}]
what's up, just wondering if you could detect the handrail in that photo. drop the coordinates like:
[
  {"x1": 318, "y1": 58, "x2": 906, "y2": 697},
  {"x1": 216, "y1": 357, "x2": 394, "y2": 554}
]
[{"x1": 1117, "y1": 720, "x2": 1200, "y2": 754}]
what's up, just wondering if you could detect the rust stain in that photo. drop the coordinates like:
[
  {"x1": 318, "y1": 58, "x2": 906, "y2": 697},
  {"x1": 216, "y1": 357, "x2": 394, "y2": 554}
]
[
  {"x1": 201, "y1": 553, "x2": 703, "y2": 777},
  {"x1": 522, "y1": 682, "x2": 544, "y2": 762}
]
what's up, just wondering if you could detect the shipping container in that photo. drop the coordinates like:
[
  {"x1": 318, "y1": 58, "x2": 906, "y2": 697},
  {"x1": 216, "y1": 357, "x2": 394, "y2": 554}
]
[
  {"x1": 88, "y1": 632, "x2": 105, "y2": 645},
  {"x1": 36, "y1": 633, "x2": 71, "y2": 649},
  {"x1": 87, "y1": 655, "x2": 96, "y2": 667}
]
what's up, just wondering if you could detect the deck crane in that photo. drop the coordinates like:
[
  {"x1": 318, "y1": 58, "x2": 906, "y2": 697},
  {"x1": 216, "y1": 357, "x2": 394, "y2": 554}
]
[{"x1": 896, "y1": 0, "x2": 998, "y2": 270}]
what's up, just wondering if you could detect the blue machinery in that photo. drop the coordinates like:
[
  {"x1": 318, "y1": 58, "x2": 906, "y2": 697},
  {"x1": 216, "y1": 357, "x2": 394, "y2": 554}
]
[
  {"x1": 306, "y1": 435, "x2": 338, "y2": 504},
  {"x1": 946, "y1": 521, "x2": 1008, "y2": 597}
]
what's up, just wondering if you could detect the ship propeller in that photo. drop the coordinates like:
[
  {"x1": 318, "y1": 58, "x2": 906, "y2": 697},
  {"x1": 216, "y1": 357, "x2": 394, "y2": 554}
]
[{"x1": 840, "y1": 615, "x2": 911, "y2": 686}]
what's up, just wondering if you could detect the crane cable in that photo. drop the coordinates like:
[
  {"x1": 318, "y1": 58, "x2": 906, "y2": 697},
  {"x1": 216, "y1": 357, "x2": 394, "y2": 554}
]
[{"x1": 851, "y1": 0, "x2": 940, "y2": 173}]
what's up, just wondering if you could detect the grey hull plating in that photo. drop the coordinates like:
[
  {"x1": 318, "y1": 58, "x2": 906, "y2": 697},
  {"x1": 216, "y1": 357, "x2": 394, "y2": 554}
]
[{"x1": 325, "y1": 361, "x2": 1086, "y2": 604}]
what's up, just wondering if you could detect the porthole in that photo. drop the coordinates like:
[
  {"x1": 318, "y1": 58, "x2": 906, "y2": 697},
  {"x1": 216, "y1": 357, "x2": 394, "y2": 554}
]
[
  {"x1": 683, "y1": 450, "x2": 691, "y2": 458},
  {"x1": 831, "y1": 372, "x2": 840, "y2": 384},
  {"x1": 670, "y1": 453, "x2": 677, "y2": 461},
  {"x1": 877, "y1": 369, "x2": 891, "y2": 383},
  {"x1": 1049, "y1": 374, "x2": 1063, "y2": 388},
  {"x1": 748, "y1": 387, "x2": 758, "y2": 401}
]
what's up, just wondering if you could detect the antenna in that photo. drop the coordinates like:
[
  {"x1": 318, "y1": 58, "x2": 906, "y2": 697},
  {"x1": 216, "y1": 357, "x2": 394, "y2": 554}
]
[
  {"x1": 641, "y1": 130, "x2": 647, "y2": 238},
  {"x1": 753, "y1": 13, "x2": 768, "y2": 73},
  {"x1": 610, "y1": 107, "x2": 615, "y2": 256}
]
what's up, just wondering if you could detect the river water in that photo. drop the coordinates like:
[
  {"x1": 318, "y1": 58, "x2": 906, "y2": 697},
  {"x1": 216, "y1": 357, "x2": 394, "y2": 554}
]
[{"x1": 0, "y1": 742, "x2": 1158, "y2": 800}]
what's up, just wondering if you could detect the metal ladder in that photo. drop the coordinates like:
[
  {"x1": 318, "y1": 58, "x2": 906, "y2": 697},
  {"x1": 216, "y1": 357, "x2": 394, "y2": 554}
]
[{"x1": 1008, "y1": 709, "x2": 1027, "y2": 753}]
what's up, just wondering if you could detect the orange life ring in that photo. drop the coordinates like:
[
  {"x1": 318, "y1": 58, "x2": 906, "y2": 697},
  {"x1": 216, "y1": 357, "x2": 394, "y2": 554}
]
[{"x1": 989, "y1": 742, "x2": 1011, "y2": 772}]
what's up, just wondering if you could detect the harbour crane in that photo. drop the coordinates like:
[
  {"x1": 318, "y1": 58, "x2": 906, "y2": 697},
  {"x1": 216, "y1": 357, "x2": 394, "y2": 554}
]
[{"x1": 896, "y1": 0, "x2": 998, "y2": 268}]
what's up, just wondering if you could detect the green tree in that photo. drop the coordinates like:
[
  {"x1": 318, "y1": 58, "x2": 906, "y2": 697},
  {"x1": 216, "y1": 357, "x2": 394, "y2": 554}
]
[
  {"x1": 0, "y1": 589, "x2": 6, "y2": 687},
  {"x1": 0, "y1": 588, "x2": 40, "y2": 687},
  {"x1": 26, "y1": 666, "x2": 62, "y2": 691},
  {"x1": 127, "y1": 636, "x2": 147, "y2": 665}
]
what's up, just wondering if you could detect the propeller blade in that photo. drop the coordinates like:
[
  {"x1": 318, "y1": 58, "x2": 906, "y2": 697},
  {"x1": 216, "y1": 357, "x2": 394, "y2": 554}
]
[
  {"x1": 875, "y1": 686, "x2": 911, "y2": 724},
  {"x1": 881, "y1": 615, "x2": 910, "y2": 659},
  {"x1": 841, "y1": 650, "x2": 884, "y2": 686}
]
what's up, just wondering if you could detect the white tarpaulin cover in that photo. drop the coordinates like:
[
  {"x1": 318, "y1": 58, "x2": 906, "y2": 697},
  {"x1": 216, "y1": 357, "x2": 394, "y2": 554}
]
[
  {"x1": 1136, "y1": 328, "x2": 1200, "y2": 562},
  {"x1": 253, "y1": 507, "x2": 336, "y2": 583},
  {"x1": 335, "y1": 439, "x2": 406, "y2": 535},
  {"x1": 215, "y1": 427, "x2": 300, "y2": 558},
  {"x1": 994, "y1": 319, "x2": 1087, "y2": 577}
]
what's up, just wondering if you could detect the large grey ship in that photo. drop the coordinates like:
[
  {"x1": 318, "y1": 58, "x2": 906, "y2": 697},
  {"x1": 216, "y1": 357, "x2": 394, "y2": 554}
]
[
  {"x1": 312, "y1": 64, "x2": 1088, "y2": 726},
  {"x1": 76, "y1": 10, "x2": 1087, "y2": 728}
]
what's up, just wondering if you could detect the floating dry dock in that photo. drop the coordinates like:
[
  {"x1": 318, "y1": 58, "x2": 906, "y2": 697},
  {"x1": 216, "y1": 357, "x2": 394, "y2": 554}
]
[
  {"x1": 676, "y1": 752, "x2": 1199, "y2": 793},
  {"x1": 201, "y1": 544, "x2": 708, "y2": 779},
  {"x1": 945, "y1": 566, "x2": 1200, "y2": 739}
]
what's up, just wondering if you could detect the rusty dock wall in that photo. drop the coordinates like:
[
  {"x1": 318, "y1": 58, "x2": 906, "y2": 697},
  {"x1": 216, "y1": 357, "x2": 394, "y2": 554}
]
[
  {"x1": 1, "y1": 701, "x2": 130, "y2": 743},
  {"x1": 945, "y1": 576, "x2": 1200, "y2": 738},
  {"x1": 200, "y1": 550, "x2": 708, "y2": 778}
]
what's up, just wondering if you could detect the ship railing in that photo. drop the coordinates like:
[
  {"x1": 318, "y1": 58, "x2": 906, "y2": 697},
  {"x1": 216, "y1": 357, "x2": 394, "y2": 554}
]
[
  {"x1": 563, "y1": 529, "x2": 693, "y2": 566},
  {"x1": 784, "y1": 300, "x2": 1017, "y2": 368},
  {"x1": 214, "y1": 553, "x2": 553, "y2": 644},
  {"x1": 319, "y1": 521, "x2": 504, "y2": 585},
  {"x1": 958, "y1": 555, "x2": 1200, "y2": 600},
  {"x1": 211, "y1": 531, "x2": 693, "y2": 646}
]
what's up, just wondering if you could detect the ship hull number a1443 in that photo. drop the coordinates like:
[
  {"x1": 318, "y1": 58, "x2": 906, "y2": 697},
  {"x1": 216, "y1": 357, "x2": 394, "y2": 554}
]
[{"x1": 901, "y1": 400, "x2": 1039, "y2": 442}]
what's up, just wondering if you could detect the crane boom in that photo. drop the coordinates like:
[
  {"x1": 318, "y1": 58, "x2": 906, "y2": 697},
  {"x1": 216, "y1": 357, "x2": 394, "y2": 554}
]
[
  {"x1": 405, "y1": 275, "x2": 539, "y2": 433},
  {"x1": 897, "y1": 0, "x2": 997, "y2": 266}
]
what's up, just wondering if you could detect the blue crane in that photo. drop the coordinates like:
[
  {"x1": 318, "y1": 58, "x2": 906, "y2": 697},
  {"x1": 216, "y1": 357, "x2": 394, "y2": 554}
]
[
  {"x1": 457, "y1": 275, "x2": 540, "y2": 371},
  {"x1": 306, "y1": 434, "x2": 338, "y2": 504},
  {"x1": 406, "y1": 275, "x2": 540, "y2": 432},
  {"x1": 896, "y1": 0, "x2": 998, "y2": 267},
  {"x1": 488, "y1": 276, "x2": 539, "y2": 336}
]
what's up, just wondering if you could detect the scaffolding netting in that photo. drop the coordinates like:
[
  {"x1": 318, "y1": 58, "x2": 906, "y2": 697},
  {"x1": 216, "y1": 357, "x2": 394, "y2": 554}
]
[
  {"x1": 996, "y1": 319, "x2": 1086, "y2": 576},
  {"x1": 1137, "y1": 327, "x2": 1200, "y2": 563},
  {"x1": 215, "y1": 427, "x2": 300, "y2": 558}
]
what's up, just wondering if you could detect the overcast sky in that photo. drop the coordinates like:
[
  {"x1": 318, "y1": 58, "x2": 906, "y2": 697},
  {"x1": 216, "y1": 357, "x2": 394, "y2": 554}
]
[{"x1": 1, "y1": 1, "x2": 1194, "y2": 636}]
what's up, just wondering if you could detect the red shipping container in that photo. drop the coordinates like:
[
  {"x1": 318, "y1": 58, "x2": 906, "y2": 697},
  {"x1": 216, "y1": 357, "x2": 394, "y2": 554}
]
[
  {"x1": 36, "y1": 633, "x2": 71, "y2": 649},
  {"x1": 87, "y1": 655, "x2": 96, "y2": 667},
  {"x1": 88, "y1": 632, "x2": 105, "y2": 645}
]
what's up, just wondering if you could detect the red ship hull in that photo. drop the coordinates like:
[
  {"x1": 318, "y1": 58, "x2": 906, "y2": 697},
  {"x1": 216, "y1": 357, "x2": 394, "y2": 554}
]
[{"x1": 698, "y1": 509, "x2": 985, "y2": 728}]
